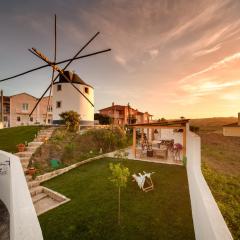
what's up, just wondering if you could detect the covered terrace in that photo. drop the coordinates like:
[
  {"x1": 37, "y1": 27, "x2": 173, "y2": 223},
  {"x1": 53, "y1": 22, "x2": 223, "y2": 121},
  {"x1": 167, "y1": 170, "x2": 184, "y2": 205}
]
[{"x1": 128, "y1": 119, "x2": 189, "y2": 164}]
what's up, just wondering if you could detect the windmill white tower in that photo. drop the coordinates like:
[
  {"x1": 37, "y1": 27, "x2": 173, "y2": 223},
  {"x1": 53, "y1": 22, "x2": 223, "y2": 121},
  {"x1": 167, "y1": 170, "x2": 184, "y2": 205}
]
[{"x1": 52, "y1": 70, "x2": 94, "y2": 125}]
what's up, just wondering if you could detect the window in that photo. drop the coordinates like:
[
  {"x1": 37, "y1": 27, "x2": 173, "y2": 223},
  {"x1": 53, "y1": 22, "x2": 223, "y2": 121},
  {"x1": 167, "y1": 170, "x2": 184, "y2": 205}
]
[
  {"x1": 3, "y1": 116, "x2": 7, "y2": 121},
  {"x1": 84, "y1": 87, "x2": 89, "y2": 94},
  {"x1": 48, "y1": 119, "x2": 51, "y2": 124},
  {"x1": 56, "y1": 101, "x2": 61, "y2": 108},
  {"x1": 17, "y1": 116, "x2": 21, "y2": 122},
  {"x1": 47, "y1": 105, "x2": 52, "y2": 112},
  {"x1": 22, "y1": 103, "x2": 29, "y2": 111},
  {"x1": 30, "y1": 117, "x2": 33, "y2": 122},
  {"x1": 57, "y1": 85, "x2": 62, "y2": 91}
]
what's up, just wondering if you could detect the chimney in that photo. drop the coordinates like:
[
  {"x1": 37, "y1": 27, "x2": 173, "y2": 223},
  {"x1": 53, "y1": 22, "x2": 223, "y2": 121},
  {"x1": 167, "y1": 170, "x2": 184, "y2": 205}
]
[
  {"x1": 112, "y1": 102, "x2": 114, "y2": 107},
  {"x1": 238, "y1": 113, "x2": 240, "y2": 125}
]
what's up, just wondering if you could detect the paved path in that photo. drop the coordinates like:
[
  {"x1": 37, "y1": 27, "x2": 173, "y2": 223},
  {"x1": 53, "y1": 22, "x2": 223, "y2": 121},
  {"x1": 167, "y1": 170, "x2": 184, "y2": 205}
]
[{"x1": 0, "y1": 200, "x2": 9, "y2": 240}]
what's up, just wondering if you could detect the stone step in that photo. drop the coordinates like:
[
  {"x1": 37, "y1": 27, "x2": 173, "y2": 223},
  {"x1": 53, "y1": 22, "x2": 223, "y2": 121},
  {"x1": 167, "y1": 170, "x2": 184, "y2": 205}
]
[
  {"x1": 34, "y1": 196, "x2": 59, "y2": 216},
  {"x1": 32, "y1": 193, "x2": 48, "y2": 204},
  {"x1": 25, "y1": 175, "x2": 32, "y2": 181},
  {"x1": 28, "y1": 142, "x2": 43, "y2": 147},
  {"x1": 38, "y1": 133, "x2": 52, "y2": 136},
  {"x1": 20, "y1": 156, "x2": 31, "y2": 163},
  {"x1": 30, "y1": 186, "x2": 43, "y2": 197},
  {"x1": 37, "y1": 134, "x2": 52, "y2": 138},
  {"x1": 21, "y1": 162, "x2": 29, "y2": 169},
  {"x1": 26, "y1": 146, "x2": 39, "y2": 152},
  {"x1": 28, "y1": 180, "x2": 40, "y2": 189},
  {"x1": 39, "y1": 131, "x2": 54, "y2": 134},
  {"x1": 15, "y1": 151, "x2": 33, "y2": 157}
]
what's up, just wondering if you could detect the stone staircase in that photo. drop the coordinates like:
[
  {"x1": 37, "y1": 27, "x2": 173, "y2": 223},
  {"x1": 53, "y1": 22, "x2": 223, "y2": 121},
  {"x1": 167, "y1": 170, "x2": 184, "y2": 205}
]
[
  {"x1": 15, "y1": 128, "x2": 55, "y2": 172},
  {"x1": 14, "y1": 127, "x2": 69, "y2": 215},
  {"x1": 29, "y1": 183, "x2": 69, "y2": 215}
]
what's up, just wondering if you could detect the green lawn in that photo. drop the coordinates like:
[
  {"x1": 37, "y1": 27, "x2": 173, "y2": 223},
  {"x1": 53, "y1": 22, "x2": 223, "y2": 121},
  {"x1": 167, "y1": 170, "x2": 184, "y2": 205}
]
[
  {"x1": 39, "y1": 158, "x2": 195, "y2": 240},
  {"x1": 201, "y1": 133, "x2": 240, "y2": 239},
  {"x1": 0, "y1": 126, "x2": 41, "y2": 153}
]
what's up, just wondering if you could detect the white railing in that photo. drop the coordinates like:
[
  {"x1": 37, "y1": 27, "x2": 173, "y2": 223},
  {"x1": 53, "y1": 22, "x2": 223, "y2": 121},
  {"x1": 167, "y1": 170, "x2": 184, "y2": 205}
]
[
  {"x1": 186, "y1": 132, "x2": 233, "y2": 240},
  {"x1": 0, "y1": 150, "x2": 43, "y2": 240}
]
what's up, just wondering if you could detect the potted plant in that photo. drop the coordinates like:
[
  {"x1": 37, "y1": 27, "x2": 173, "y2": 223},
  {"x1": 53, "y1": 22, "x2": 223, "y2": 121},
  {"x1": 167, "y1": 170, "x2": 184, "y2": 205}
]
[
  {"x1": 27, "y1": 159, "x2": 37, "y2": 177},
  {"x1": 27, "y1": 167, "x2": 37, "y2": 176},
  {"x1": 16, "y1": 143, "x2": 25, "y2": 152}
]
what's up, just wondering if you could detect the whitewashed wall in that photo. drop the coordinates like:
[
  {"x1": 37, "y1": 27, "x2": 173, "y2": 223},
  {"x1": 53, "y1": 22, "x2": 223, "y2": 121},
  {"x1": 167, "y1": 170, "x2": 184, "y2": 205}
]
[
  {"x1": 0, "y1": 150, "x2": 43, "y2": 240},
  {"x1": 155, "y1": 129, "x2": 183, "y2": 144},
  {"x1": 186, "y1": 132, "x2": 233, "y2": 240},
  {"x1": 53, "y1": 83, "x2": 94, "y2": 123}
]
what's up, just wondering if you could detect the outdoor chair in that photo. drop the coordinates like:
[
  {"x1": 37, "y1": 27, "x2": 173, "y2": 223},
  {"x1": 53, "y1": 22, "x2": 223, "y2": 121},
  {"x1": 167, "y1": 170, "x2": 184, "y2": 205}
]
[
  {"x1": 132, "y1": 171, "x2": 154, "y2": 192},
  {"x1": 173, "y1": 143, "x2": 183, "y2": 161},
  {"x1": 154, "y1": 148, "x2": 168, "y2": 159},
  {"x1": 136, "y1": 148, "x2": 147, "y2": 158}
]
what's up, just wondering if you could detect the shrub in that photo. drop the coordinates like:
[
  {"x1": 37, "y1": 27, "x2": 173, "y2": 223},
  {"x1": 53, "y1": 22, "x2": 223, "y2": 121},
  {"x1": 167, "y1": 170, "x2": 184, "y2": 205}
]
[
  {"x1": 59, "y1": 111, "x2": 80, "y2": 132},
  {"x1": 94, "y1": 113, "x2": 111, "y2": 125},
  {"x1": 83, "y1": 126, "x2": 129, "y2": 152}
]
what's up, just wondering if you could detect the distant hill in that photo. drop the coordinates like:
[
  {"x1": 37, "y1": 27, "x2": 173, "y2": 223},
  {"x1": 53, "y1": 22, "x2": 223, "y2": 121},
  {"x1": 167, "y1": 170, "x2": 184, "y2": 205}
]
[{"x1": 190, "y1": 117, "x2": 237, "y2": 127}]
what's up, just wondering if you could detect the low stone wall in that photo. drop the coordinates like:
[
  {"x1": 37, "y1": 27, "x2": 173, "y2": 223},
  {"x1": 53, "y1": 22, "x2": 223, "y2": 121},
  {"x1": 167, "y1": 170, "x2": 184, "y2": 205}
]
[
  {"x1": 36, "y1": 154, "x2": 106, "y2": 183},
  {"x1": 186, "y1": 132, "x2": 233, "y2": 240}
]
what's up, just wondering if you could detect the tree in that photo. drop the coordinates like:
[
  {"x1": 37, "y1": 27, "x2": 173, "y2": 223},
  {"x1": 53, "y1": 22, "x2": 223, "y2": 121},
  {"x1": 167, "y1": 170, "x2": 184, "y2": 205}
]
[
  {"x1": 94, "y1": 113, "x2": 111, "y2": 125},
  {"x1": 109, "y1": 163, "x2": 130, "y2": 225},
  {"x1": 59, "y1": 111, "x2": 80, "y2": 132}
]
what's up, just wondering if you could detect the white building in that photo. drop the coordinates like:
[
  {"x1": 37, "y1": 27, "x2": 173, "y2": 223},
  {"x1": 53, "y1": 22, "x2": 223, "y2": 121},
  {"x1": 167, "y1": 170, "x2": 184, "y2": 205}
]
[{"x1": 52, "y1": 71, "x2": 94, "y2": 125}]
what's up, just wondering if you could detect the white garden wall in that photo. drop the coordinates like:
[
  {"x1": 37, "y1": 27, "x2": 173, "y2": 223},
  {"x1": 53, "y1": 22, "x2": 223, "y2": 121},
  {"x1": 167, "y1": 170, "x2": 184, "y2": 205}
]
[
  {"x1": 0, "y1": 150, "x2": 43, "y2": 240},
  {"x1": 186, "y1": 132, "x2": 233, "y2": 240}
]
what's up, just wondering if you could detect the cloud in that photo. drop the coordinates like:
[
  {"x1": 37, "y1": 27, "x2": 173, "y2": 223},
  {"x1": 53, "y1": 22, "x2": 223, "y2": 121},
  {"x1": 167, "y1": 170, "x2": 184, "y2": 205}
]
[
  {"x1": 149, "y1": 49, "x2": 159, "y2": 58},
  {"x1": 193, "y1": 44, "x2": 222, "y2": 57},
  {"x1": 221, "y1": 93, "x2": 240, "y2": 101},
  {"x1": 181, "y1": 51, "x2": 240, "y2": 82},
  {"x1": 182, "y1": 79, "x2": 240, "y2": 95},
  {"x1": 114, "y1": 55, "x2": 126, "y2": 65}
]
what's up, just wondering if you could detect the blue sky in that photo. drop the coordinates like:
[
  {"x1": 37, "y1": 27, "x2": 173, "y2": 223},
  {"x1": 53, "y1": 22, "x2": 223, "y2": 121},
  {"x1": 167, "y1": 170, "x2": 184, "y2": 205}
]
[{"x1": 1, "y1": 0, "x2": 240, "y2": 118}]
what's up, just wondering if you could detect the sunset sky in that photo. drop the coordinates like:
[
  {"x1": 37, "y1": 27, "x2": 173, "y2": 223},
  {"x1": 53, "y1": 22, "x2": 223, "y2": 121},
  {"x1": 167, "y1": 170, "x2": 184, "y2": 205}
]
[{"x1": 1, "y1": 0, "x2": 240, "y2": 119}]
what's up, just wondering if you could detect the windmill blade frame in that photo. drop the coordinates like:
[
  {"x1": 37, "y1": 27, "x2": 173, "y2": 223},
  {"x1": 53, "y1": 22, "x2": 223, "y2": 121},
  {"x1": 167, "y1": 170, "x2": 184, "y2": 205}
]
[
  {"x1": 28, "y1": 31, "x2": 103, "y2": 116},
  {"x1": 46, "y1": 14, "x2": 57, "y2": 124},
  {"x1": 28, "y1": 48, "x2": 94, "y2": 116}
]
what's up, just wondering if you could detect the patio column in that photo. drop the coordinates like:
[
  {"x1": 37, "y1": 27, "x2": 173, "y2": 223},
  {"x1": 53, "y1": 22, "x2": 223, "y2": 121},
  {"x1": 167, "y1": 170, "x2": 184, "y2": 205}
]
[
  {"x1": 133, "y1": 127, "x2": 136, "y2": 157},
  {"x1": 151, "y1": 128, "x2": 154, "y2": 141},
  {"x1": 147, "y1": 128, "x2": 149, "y2": 141},
  {"x1": 183, "y1": 127, "x2": 186, "y2": 157},
  {"x1": 141, "y1": 128, "x2": 144, "y2": 143}
]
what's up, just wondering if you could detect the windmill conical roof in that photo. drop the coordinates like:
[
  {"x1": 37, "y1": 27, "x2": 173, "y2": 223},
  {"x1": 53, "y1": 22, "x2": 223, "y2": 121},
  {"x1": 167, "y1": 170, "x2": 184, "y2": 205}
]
[{"x1": 58, "y1": 70, "x2": 93, "y2": 88}]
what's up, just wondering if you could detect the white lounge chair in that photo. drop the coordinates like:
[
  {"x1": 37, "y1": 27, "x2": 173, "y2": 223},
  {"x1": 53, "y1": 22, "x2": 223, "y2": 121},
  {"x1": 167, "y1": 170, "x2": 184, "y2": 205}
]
[{"x1": 132, "y1": 172, "x2": 154, "y2": 192}]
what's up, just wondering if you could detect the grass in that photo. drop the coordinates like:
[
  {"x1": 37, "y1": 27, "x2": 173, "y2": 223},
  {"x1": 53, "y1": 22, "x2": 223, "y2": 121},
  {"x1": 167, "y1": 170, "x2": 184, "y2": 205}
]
[
  {"x1": 202, "y1": 164, "x2": 240, "y2": 239},
  {"x1": 0, "y1": 126, "x2": 41, "y2": 153},
  {"x1": 190, "y1": 118, "x2": 240, "y2": 239},
  {"x1": 39, "y1": 158, "x2": 195, "y2": 240}
]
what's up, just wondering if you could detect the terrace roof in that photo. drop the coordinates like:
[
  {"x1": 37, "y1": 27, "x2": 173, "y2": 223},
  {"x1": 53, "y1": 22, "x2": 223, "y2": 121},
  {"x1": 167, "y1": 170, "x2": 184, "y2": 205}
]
[{"x1": 128, "y1": 119, "x2": 189, "y2": 128}]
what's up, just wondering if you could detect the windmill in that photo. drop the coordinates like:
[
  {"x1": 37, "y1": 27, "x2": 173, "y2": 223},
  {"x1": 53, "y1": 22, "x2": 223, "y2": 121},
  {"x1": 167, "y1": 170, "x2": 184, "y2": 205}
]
[{"x1": 0, "y1": 15, "x2": 111, "y2": 124}]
